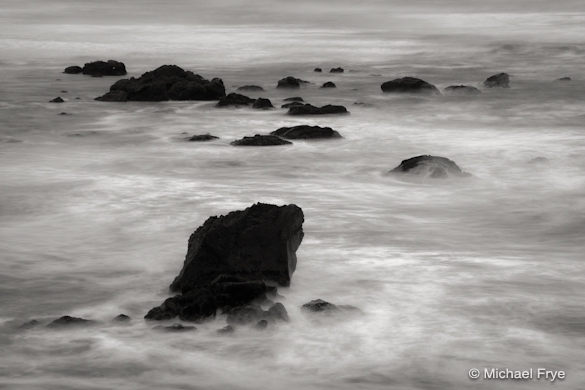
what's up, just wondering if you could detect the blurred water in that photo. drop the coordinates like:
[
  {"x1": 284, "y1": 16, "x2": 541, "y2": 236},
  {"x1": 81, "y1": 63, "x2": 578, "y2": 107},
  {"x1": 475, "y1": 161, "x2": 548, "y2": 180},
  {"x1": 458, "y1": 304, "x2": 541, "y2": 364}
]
[{"x1": 1, "y1": 1, "x2": 585, "y2": 389}]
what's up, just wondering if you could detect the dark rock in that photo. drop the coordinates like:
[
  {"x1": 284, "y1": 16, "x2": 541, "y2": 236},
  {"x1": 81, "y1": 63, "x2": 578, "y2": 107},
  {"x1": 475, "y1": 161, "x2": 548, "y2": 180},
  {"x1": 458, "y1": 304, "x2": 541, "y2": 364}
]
[
  {"x1": 283, "y1": 97, "x2": 304, "y2": 102},
  {"x1": 483, "y1": 73, "x2": 510, "y2": 88},
  {"x1": 271, "y1": 125, "x2": 342, "y2": 139},
  {"x1": 82, "y1": 60, "x2": 127, "y2": 76},
  {"x1": 252, "y1": 98, "x2": 274, "y2": 109},
  {"x1": 321, "y1": 81, "x2": 336, "y2": 88},
  {"x1": 217, "y1": 93, "x2": 255, "y2": 107},
  {"x1": 266, "y1": 303, "x2": 289, "y2": 322},
  {"x1": 277, "y1": 76, "x2": 308, "y2": 89},
  {"x1": 314, "y1": 68, "x2": 322, "y2": 72},
  {"x1": 389, "y1": 155, "x2": 469, "y2": 178},
  {"x1": 170, "y1": 203, "x2": 304, "y2": 292},
  {"x1": 154, "y1": 323, "x2": 196, "y2": 332},
  {"x1": 301, "y1": 299, "x2": 359, "y2": 313},
  {"x1": 288, "y1": 104, "x2": 348, "y2": 115},
  {"x1": 217, "y1": 325, "x2": 234, "y2": 334},
  {"x1": 444, "y1": 85, "x2": 481, "y2": 95},
  {"x1": 58, "y1": 112, "x2": 71, "y2": 116},
  {"x1": 255, "y1": 320, "x2": 268, "y2": 330},
  {"x1": 231, "y1": 134, "x2": 292, "y2": 146},
  {"x1": 49, "y1": 97, "x2": 64, "y2": 103},
  {"x1": 330, "y1": 67, "x2": 344, "y2": 73},
  {"x1": 237, "y1": 85, "x2": 264, "y2": 91},
  {"x1": 112, "y1": 314, "x2": 131, "y2": 322},
  {"x1": 557, "y1": 77, "x2": 571, "y2": 81},
  {"x1": 63, "y1": 66, "x2": 82, "y2": 74},
  {"x1": 226, "y1": 303, "x2": 288, "y2": 326},
  {"x1": 96, "y1": 65, "x2": 225, "y2": 102},
  {"x1": 381, "y1": 77, "x2": 440, "y2": 94},
  {"x1": 47, "y1": 316, "x2": 94, "y2": 328},
  {"x1": 281, "y1": 101, "x2": 305, "y2": 109},
  {"x1": 186, "y1": 134, "x2": 219, "y2": 142},
  {"x1": 60, "y1": 90, "x2": 68, "y2": 93}
]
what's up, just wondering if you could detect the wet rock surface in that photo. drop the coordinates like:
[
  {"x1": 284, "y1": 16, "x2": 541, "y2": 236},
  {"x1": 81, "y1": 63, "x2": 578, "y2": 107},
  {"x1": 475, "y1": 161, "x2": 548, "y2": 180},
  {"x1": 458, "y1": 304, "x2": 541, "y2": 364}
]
[
  {"x1": 186, "y1": 134, "x2": 219, "y2": 142},
  {"x1": 231, "y1": 134, "x2": 292, "y2": 146},
  {"x1": 271, "y1": 125, "x2": 342, "y2": 139},
  {"x1": 389, "y1": 155, "x2": 469, "y2": 178},
  {"x1": 381, "y1": 77, "x2": 440, "y2": 94},
  {"x1": 82, "y1": 60, "x2": 127, "y2": 76}
]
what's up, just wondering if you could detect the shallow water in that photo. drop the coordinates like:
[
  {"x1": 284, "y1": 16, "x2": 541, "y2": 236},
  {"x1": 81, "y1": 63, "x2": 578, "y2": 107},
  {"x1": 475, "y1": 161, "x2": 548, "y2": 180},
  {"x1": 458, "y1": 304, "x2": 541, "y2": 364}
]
[{"x1": 1, "y1": 1, "x2": 585, "y2": 389}]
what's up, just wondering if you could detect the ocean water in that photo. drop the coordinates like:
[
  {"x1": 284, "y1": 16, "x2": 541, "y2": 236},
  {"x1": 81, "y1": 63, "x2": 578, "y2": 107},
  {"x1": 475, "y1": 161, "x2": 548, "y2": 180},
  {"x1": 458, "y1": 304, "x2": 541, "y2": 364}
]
[{"x1": 1, "y1": 1, "x2": 585, "y2": 389}]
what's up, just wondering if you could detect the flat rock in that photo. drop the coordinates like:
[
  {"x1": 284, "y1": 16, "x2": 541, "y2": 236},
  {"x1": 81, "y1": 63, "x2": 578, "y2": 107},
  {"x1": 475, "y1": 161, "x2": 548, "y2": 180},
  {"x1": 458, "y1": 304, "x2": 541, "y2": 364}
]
[
  {"x1": 288, "y1": 104, "x2": 348, "y2": 115},
  {"x1": 389, "y1": 155, "x2": 469, "y2": 178},
  {"x1": 231, "y1": 134, "x2": 292, "y2": 146},
  {"x1": 186, "y1": 134, "x2": 219, "y2": 142},
  {"x1": 381, "y1": 77, "x2": 440, "y2": 94},
  {"x1": 483, "y1": 73, "x2": 510, "y2": 88},
  {"x1": 444, "y1": 85, "x2": 481, "y2": 95},
  {"x1": 237, "y1": 85, "x2": 264, "y2": 91},
  {"x1": 82, "y1": 60, "x2": 127, "y2": 76},
  {"x1": 271, "y1": 125, "x2": 341, "y2": 139}
]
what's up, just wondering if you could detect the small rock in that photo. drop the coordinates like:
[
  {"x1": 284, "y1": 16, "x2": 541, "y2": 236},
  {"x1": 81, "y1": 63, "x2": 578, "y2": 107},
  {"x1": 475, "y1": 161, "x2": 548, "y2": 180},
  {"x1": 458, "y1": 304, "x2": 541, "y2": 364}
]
[
  {"x1": 266, "y1": 303, "x2": 289, "y2": 322},
  {"x1": 483, "y1": 73, "x2": 510, "y2": 88},
  {"x1": 186, "y1": 134, "x2": 219, "y2": 142},
  {"x1": 330, "y1": 67, "x2": 344, "y2": 73},
  {"x1": 281, "y1": 101, "x2": 305, "y2": 109},
  {"x1": 231, "y1": 134, "x2": 292, "y2": 146},
  {"x1": 217, "y1": 325, "x2": 234, "y2": 334},
  {"x1": 556, "y1": 77, "x2": 571, "y2": 82},
  {"x1": 49, "y1": 97, "x2": 64, "y2": 103},
  {"x1": 82, "y1": 60, "x2": 127, "y2": 76},
  {"x1": 277, "y1": 76, "x2": 308, "y2": 89},
  {"x1": 237, "y1": 85, "x2": 264, "y2": 91},
  {"x1": 389, "y1": 155, "x2": 469, "y2": 178},
  {"x1": 112, "y1": 314, "x2": 131, "y2": 322},
  {"x1": 381, "y1": 77, "x2": 440, "y2": 94},
  {"x1": 314, "y1": 68, "x2": 322, "y2": 72},
  {"x1": 287, "y1": 104, "x2": 348, "y2": 115},
  {"x1": 63, "y1": 65, "x2": 82, "y2": 74},
  {"x1": 154, "y1": 323, "x2": 196, "y2": 332},
  {"x1": 47, "y1": 316, "x2": 93, "y2": 328},
  {"x1": 216, "y1": 93, "x2": 255, "y2": 107},
  {"x1": 271, "y1": 125, "x2": 342, "y2": 139},
  {"x1": 19, "y1": 319, "x2": 41, "y2": 329},
  {"x1": 321, "y1": 81, "x2": 336, "y2": 88},
  {"x1": 444, "y1": 85, "x2": 481, "y2": 95},
  {"x1": 60, "y1": 90, "x2": 68, "y2": 93},
  {"x1": 252, "y1": 98, "x2": 274, "y2": 109},
  {"x1": 283, "y1": 97, "x2": 304, "y2": 102},
  {"x1": 255, "y1": 320, "x2": 268, "y2": 330},
  {"x1": 58, "y1": 112, "x2": 71, "y2": 116}
]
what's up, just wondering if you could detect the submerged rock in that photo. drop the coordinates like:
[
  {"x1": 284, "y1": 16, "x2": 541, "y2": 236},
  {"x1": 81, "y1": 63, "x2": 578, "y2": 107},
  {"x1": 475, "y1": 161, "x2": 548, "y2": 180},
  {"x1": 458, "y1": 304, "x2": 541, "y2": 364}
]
[
  {"x1": 483, "y1": 73, "x2": 510, "y2": 88},
  {"x1": 154, "y1": 323, "x2": 196, "y2": 332},
  {"x1": 321, "y1": 81, "x2": 336, "y2": 88},
  {"x1": 63, "y1": 65, "x2": 82, "y2": 74},
  {"x1": 271, "y1": 125, "x2": 342, "y2": 139},
  {"x1": 171, "y1": 203, "x2": 304, "y2": 291},
  {"x1": 217, "y1": 325, "x2": 235, "y2": 334},
  {"x1": 19, "y1": 319, "x2": 41, "y2": 329},
  {"x1": 186, "y1": 134, "x2": 219, "y2": 142},
  {"x1": 96, "y1": 65, "x2": 225, "y2": 102},
  {"x1": 252, "y1": 98, "x2": 274, "y2": 109},
  {"x1": 281, "y1": 101, "x2": 305, "y2": 109},
  {"x1": 288, "y1": 104, "x2": 348, "y2": 115},
  {"x1": 231, "y1": 134, "x2": 292, "y2": 146},
  {"x1": 217, "y1": 93, "x2": 255, "y2": 107},
  {"x1": 556, "y1": 77, "x2": 572, "y2": 82},
  {"x1": 381, "y1": 77, "x2": 440, "y2": 94},
  {"x1": 277, "y1": 76, "x2": 308, "y2": 89},
  {"x1": 47, "y1": 316, "x2": 94, "y2": 328},
  {"x1": 112, "y1": 314, "x2": 131, "y2": 322},
  {"x1": 444, "y1": 85, "x2": 481, "y2": 95},
  {"x1": 82, "y1": 60, "x2": 127, "y2": 76},
  {"x1": 330, "y1": 67, "x2": 344, "y2": 73},
  {"x1": 283, "y1": 97, "x2": 304, "y2": 102},
  {"x1": 49, "y1": 97, "x2": 64, "y2": 103},
  {"x1": 389, "y1": 155, "x2": 469, "y2": 178},
  {"x1": 237, "y1": 85, "x2": 264, "y2": 91},
  {"x1": 226, "y1": 303, "x2": 288, "y2": 326},
  {"x1": 301, "y1": 299, "x2": 360, "y2": 313}
]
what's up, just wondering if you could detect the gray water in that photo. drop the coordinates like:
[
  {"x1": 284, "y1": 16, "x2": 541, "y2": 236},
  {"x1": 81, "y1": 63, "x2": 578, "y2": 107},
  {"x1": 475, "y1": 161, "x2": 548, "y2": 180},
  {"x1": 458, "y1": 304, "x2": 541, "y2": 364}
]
[{"x1": 1, "y1": 1, "x2": 585, "y2": 389}]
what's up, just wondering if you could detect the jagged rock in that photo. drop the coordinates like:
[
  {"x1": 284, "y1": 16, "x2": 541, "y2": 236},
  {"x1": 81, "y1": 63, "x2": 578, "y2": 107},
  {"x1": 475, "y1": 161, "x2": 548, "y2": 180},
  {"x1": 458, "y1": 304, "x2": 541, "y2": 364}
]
[
  {"x1": 483, "y1": 73, "x2": 510, "y2": 88},
  {"x1": 231, "y1": 134, "x2": 292, "y2": 146},
  {"x1": 63, "y1": 66, "x2": 82, "y2": 74},
  {"x1": 444, "y1": 85, "x2": 481, "y2": 95},
  {"x1": 321, "y1": 81, "x2": 336, "y2": 88},
  {"x1": 277, "y1": 76, "x2": 308, "y2": 89},
  {"x1": 47, "y1": 316, "x2": 94, "y2": 328},
  {"x1": 252, "y1": 98, "x2": 274, "y2": 109},
  {"x1": 314, "y1": 68, "x2": 322, "y2": 72},
  {"x1": 186, "y1": 134, "x2": 219, "y2": 142},
  {"x1": 217, "y1": 93, "x2": 255, "y2": 107},
  {"x1": 271, "y1": 125, "x2": 341, "y2": 139},
  {"x1": 170, "y1": 203, "x2": 303, "y2": 291},
  {"x1": 389, "y1": 155, "x2": 469, "y2": 178},
  {"x1": 330, "y1": 67, "x2": 344, "y2": 73},
  {"x1": 287, "y1": 104, "x2": 348, "y2": 115},
  {"x1": 112, "y1": 314, "x2": 131, "y2": 322},
  {"x1": 237, "y1": 85, "x2": 264, "y2": 91},
  {"x1": 381, "y1": 77, "x2": 440, "y2": 94},
  {"x1": 96, "y1": 65, "x2": 225, "y2": 102},
  {"x1": 283, "y1": 97, "x2": 304, "y2": 102},
  {"x1": 82, "y1": 60, "x2": 126, "y2": 76},
  {"x1": 281, "y1": 101, "x2": 304, "y2": 109},
  {"x1": 49, "y1": 97, "x2": 64, "y2": 103}
]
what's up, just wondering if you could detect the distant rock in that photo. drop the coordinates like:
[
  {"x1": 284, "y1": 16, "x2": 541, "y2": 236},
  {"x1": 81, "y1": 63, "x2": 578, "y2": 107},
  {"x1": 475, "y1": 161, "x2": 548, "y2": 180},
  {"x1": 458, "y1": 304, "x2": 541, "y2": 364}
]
[
  {"x1": 281, "y1": 101, "x2": 305, "y2": 109},
  {"x1": 58, "y1": 112, "x2": 71, "y2": 116},
  {"x1": 252, "y1": 98, "x2": 274, "y2": 109},
  {"x1": 301, "y1": 299, "x2": 360, "y2": 313},
  {"x1": 63, "y1": 65, "x2": 82, "y2": 74},
  {"x1": 49, "y1": 97, "x2": 64, "y2": 103},
  {"x1": 321, "y1": 81, "x2": 336, "y2": 88},
  {"x1": 82, "y1": 60, "x2": 127, "y2": 76},
  {"x1": 287, "y1": 104, "x2": 348, "y2": 115},
  {"x1": 231, "y1": 134, "x2": 292, "y2": 146},
  {"x1": 528, "y1": 156, "x2": 549, "y2": 164},
  {"x1": 277, "y1": 76, "x2": 308, "y2": 89},
  {"x1": 186, "y1": 134, "x2": 219, "y2": 142},
  {"x1": 556, "y1": 77, "x2": 572, "y2": 82},
  {"x1": 19, "y1": 319, "x2": 41, "y2": 330},
  {"x1": 381, "y1": 77, "x2": 440, "y2": 94},
  {"x1": 483, "y1": 73, "x2": 510, "y2": 88},
  {"x1": 283, "y1": 97, "x2": 304, "y2": 102},
  {"x1": 217, "y1": 93, "x2": 255, "y2": 107},
  {"x1": 154, "y1": 323, "x2": 196, "y2": 332},
  {"x1": 237, "y1": 85, "x2": 264, "y2": 91},
  {"x1": 271, "y1": 125, "x2": 342, "y2": 139},
  {"x1": 389, "y1": 155, "x2": 469, "y2": 178},
  {"x1": 330, "y1": 67, "x2": 344, "y2": 73},
  {"x1": 314, "y1": 68, "x2": 323, "y2": 72},
  {"x1": 47, "y1": 316, "x2": 94, "y2": 328},
  {"x1": 112, "y1": 314, "x2": 131, "y2": 322},
  {"x1": 96, "y1": 65, "x2": 225, "y2": 102},
  {"x1": 444, "y1": 85, "x2": 481, "y2": 95}
]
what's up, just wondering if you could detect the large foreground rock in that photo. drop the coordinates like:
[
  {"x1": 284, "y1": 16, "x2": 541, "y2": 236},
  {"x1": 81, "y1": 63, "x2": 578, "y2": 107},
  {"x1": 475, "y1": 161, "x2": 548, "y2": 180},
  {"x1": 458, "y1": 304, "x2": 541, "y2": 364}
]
[
  {"x1": 82, "y1": 60, "x2": 127, "y2": 76},
  {"x1": 96, "y1": 65, "x2": 225, "y2": 102},
  {"x1": 170, "y1": 203, "x2": 304, "y2": 292},
  {"x1": 231, "y1": 134, "x2": 291, "y2": 146},
  {"x1": 271, "y1": 125, "x2": 342, "y2": 139},
  {"x1": 483, "y1": 73, "x2": 510, "y2": 88},
  {"x1": 381, "y1": 77, "x2": 440, "y2": 94},
  {"x1": 287, "y1": 104, "x2": 348, "y2": 115},
  {"x1": 389, "y1": 155, "x2": 469, "y2": 178}
]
